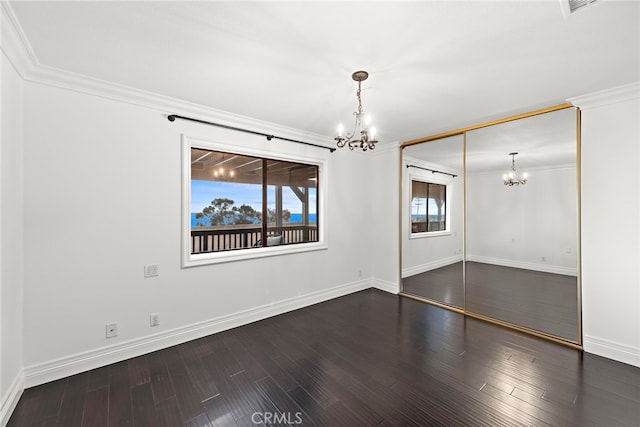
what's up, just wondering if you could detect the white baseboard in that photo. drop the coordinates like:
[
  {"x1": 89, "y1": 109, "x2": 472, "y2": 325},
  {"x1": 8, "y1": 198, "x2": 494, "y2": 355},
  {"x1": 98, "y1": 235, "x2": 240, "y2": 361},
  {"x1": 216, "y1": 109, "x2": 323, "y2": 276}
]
[
  {"x1": 466, "y1": 255, "x2": 577, "y2": 276},
  {"x1": 0, "y1": 370, "x2": 24, "y2": 427},
  {"x1": 372, "y1": 278, "x2": 399, "y2": 294},
  {"x1": 23, "y1": 279, "x2": 371, "y2": 388},
  {"x1": 402, "y1": 255, "x2": 462, "y2": 278},
  {"x1": 583, "y1": 335, "x2": 640, "y2": 368}
]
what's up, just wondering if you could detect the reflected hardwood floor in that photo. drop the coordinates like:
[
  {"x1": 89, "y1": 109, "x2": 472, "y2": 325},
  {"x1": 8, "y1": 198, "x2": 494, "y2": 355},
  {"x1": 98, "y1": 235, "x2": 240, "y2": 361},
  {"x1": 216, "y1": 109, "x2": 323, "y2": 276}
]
[
  {"x1": 465, "y1": 262, "x2": 578, "y2": 341},
  {"x1": 403, "y1": 261, "x2": 578, "y2": 341},
  {"x1": 402, "y1": 262, "x2": 465, "y2": 307},
  {"x1": 8, "y1": 289, "x2": 639, "y2": 426}
]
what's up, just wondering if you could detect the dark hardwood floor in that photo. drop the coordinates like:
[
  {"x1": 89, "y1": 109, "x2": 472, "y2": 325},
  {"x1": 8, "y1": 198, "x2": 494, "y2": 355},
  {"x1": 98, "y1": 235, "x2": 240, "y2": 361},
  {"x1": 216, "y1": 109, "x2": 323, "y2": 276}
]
[{"x1": 8, "y1": 289, "x2": 640, "y2": 426}]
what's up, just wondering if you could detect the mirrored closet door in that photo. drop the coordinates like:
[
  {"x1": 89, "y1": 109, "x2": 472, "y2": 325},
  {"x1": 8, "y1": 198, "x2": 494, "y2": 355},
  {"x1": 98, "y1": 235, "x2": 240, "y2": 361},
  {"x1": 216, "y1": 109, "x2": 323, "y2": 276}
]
[
  {"x1": 400, "y1": 105, "x2": 581, "y2": 346},
  {"x1": 465, "y1": 106, "x2": 580, "y2": 342}
]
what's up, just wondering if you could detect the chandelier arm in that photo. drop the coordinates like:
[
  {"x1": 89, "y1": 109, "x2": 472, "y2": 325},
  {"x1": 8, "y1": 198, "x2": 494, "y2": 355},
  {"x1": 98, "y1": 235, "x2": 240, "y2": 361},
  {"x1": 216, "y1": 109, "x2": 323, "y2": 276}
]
[
  {"x1": 350, "y1": 115, "x2": 361, "y2": 142},
  {"x1": 340, "y1": 114, "x2": 359, "y2": 145}
]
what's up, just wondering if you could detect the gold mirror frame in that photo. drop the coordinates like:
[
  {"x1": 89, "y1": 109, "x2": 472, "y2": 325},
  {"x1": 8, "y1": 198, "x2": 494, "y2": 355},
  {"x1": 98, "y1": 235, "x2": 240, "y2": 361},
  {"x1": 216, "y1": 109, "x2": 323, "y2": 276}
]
[{"x1": 399, "y1": 103, "x2": 582, "y2": 349}]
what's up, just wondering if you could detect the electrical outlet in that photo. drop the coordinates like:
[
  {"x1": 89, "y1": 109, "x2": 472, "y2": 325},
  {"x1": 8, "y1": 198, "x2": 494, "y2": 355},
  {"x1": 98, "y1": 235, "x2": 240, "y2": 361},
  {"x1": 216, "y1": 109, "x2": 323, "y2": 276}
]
[
  {"x1": 144, "y1": 264, "x2": 159, "y2": 278},
  {"x1": 150, "y1": 313, "x2": 160, "y2": 327},
  {"x1": 105, "y1": 322, "x2": 118, "y2": 338}
]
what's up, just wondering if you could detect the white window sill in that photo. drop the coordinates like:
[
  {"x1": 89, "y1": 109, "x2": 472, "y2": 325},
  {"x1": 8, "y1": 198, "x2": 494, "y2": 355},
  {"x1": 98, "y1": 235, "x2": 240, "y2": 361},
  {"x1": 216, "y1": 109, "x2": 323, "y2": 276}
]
[
  {"x1": 410, "y1": 231, "x2": 452, "y2": 240},
  {"x1": 183, "y1": 241, "x2": 328, "y2": 267}
]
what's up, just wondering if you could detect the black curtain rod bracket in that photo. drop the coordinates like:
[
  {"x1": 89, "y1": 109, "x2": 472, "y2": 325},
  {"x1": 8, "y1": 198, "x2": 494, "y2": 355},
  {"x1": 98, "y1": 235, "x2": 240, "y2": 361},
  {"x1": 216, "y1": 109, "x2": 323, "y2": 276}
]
[
  {"x1": 406, "y1": 164, "x2": 457, "y2": 178},
  {"x1": 167, "y1": 114, "x2": 335, "y2": 152}
]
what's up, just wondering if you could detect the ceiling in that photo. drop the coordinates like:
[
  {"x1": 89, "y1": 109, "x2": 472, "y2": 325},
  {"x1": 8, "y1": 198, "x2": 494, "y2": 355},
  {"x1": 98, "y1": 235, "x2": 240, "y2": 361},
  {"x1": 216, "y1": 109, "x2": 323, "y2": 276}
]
[
  {"x1": 191, "y1": 147, "x2": 317, "y2": 185},
  {"x1": 8, "y1": 1, "x2": 640, "y2": 145},
  {"x1": 404, "y1": 106, "x2": 577, "y2": 173}
]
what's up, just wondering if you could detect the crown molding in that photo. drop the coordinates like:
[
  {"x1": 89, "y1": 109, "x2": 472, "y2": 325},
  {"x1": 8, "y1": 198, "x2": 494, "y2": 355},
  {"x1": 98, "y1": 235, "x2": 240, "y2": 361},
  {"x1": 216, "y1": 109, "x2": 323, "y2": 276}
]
[
  {"x1": 369, "y1": 139, "x2": 401, "y2": 156},
  {"x1": 0, "y1": 1, "x2": 333, "y2": 149},
  {"x1": 568, "y1": 81, "x2": 640, "y2": 110},
  {"x1": 1, "y1": 1, "x2": 39, "y2": 76}
]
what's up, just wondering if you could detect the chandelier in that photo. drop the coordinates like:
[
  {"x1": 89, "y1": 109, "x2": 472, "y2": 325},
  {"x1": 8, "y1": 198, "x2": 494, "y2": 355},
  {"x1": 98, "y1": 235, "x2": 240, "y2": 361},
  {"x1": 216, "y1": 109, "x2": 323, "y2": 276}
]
[
  {"x1": 503, "y1": 152, "x2": 528, "y2": 186},
  {"x1": 335, "y1": 70, "x2": 378, "y2": 151},
  {"x1": 212, "y1": 153, "x2": 235, "y2": 179}
]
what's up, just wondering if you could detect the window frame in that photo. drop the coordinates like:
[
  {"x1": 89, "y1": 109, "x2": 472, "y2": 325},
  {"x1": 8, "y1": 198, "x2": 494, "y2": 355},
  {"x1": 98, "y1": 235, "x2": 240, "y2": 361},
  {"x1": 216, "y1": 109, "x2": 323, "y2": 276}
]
[
  {"x1": 182, "y1": 135, "x2": 328, "y2": 267},
  {"x1": 408, "y1": 172, "x2": 453, "y2": 239}
]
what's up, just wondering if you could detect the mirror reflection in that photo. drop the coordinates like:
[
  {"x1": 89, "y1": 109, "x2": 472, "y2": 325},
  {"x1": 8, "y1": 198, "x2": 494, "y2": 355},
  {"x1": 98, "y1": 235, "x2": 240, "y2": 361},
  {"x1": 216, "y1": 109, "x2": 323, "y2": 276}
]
[
  {"x1": 402, "y1": 135, "x2": 464, "y2": 308},
  {"x1": 400, "y1": 106, "x2": 581, "y2": 344},
  {"x1": 465, "y1": 107, "x2": 579, "y2": 341}
]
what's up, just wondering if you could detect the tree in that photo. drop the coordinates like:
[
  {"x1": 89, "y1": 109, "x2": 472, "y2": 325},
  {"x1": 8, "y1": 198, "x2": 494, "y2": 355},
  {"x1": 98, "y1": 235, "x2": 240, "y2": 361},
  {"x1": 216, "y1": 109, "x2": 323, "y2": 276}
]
[
  {"x1": 233, "y1": 204, "x2": 262, "y2": 224},
  {"x1": 266, "y1": 208, "x2": 291, "y2": 224},
  {"x1": 195, "y1": 198, "x2": 291, "y2": 226},
  {"x1": 195, "y1": 198, "x2": 237, "y2": 226}
]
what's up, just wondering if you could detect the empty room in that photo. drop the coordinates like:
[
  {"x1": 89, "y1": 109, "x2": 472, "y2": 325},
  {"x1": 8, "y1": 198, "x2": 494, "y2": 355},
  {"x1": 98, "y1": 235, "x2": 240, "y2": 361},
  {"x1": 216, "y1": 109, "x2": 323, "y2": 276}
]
[{"x1": 1, "y1": 1, "x2": 639, "y2": 426}]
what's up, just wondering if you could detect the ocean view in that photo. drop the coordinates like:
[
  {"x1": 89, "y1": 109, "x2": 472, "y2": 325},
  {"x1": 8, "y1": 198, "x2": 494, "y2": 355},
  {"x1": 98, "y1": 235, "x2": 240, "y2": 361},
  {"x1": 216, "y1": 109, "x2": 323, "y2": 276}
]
[
  {"x1": 191, "y1": 212, "x2": 317, "y2": 227},
  {"x1": 411, "y1": 214, "x2": 442, "y2": 221}
]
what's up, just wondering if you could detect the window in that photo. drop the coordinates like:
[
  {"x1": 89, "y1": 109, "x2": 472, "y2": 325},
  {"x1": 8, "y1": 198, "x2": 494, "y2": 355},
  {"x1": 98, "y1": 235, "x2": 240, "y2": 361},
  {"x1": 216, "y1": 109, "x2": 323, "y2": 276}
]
[
  {"x1": 184, "y1": 137, "x2": 325, "y2": 266},
  {"x1": 411, "y1": 180, "x2": 447, "y2": 234}
]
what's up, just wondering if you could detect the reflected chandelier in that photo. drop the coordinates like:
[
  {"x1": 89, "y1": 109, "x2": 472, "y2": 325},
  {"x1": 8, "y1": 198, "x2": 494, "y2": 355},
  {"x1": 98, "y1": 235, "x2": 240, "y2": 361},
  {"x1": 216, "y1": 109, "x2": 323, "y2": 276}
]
[
  {"x1": 335, "y1": 70, "x2": 378, "y2": 151},
  {"x1": 503, "y1": 152, "x2": 528, "y2": 186}
]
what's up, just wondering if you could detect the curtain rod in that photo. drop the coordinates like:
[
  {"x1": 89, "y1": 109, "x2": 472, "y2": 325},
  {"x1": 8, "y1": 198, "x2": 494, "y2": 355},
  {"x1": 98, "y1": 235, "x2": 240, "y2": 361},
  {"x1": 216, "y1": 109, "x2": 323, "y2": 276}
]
[
  {"x1": 167, "y1": 114, "x2": 336, "y2": 153},
  {"x1": 406, "y1": 164, "x2": 458, "y2": 178}
]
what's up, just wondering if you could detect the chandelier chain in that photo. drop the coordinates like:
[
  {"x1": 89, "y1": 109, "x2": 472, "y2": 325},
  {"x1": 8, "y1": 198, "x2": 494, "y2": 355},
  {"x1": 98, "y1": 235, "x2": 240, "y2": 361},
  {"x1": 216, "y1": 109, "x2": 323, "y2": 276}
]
[{"x1": 356, "y1": 81, "x2": 363, "y2": 116}]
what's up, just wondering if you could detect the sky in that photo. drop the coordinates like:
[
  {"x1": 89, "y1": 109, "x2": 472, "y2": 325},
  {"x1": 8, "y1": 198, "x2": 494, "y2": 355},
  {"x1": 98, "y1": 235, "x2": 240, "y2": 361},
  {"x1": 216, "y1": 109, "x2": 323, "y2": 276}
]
[
  {"x1": 191, "y1": 180, "x2": 317, "y2": 214},
  {"x1": 412, "y1": 197, "x2": 440, "y2": 217}
]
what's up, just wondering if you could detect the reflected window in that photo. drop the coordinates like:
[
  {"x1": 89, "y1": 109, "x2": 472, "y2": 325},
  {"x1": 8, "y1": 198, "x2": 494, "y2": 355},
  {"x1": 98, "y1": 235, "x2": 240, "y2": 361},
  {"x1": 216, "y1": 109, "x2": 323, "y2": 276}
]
[{"x1": 411, "y1": 180, "x2": 447, "y2": 233}]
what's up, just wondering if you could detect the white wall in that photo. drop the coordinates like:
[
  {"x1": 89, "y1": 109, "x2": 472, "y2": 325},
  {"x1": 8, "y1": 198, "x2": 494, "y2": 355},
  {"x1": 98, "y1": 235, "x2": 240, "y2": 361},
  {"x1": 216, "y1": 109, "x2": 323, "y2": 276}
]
[
  {"x1": 19, "y1": 80, "x2": 373, "y2": 385},
  {"x1": 466, "y1": 166, "x2": 578, "y2": 275},
  {"x1": 370, "y1": 145, "x2": 400, "y2": 293},
  {"x1": 575, "y1": 83, "x2": 640, "y2": 367},
  {"x1": 0, "y1": 50, "x2": 24, "y2": 422}
]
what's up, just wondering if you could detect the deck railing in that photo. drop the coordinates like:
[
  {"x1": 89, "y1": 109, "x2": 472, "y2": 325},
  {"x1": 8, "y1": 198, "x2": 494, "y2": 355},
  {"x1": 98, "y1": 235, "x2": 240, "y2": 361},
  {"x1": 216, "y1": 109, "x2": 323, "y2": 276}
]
[
  {"x1": 411, "y1": 220, "x2": 446, "y2": 233},
  {"x1": 191, "y1": 224, "x2": 318, "y2": 254}
]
